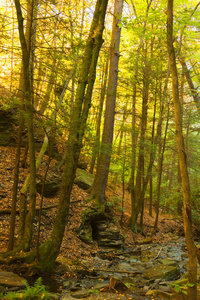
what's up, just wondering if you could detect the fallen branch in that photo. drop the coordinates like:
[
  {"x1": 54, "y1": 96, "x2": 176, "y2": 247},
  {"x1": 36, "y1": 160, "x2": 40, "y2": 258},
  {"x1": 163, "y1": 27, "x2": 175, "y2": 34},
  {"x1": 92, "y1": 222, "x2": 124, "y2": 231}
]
[
  {"x1": 90, "y1": 268, "x2": 143, "y2": 274},
  {"x1": 112, "y1": 248, "x2": 141, "y2": 256},
  {"x1": 153, "y1": 246, "x2": 163, "y2": 260},
  {"x1": 0, "y1": 200, "x2": 81, "y2": 216},
  {"x1": 0, "y1": 204, "x2": 59, "y2": 216}
]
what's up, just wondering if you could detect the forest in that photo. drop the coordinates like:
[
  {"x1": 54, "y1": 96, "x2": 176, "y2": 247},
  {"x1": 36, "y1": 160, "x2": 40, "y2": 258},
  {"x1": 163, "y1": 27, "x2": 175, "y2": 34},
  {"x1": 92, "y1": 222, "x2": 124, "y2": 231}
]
[{"x1": 0, "y1": 0, "x2": 200, "y2": 299}]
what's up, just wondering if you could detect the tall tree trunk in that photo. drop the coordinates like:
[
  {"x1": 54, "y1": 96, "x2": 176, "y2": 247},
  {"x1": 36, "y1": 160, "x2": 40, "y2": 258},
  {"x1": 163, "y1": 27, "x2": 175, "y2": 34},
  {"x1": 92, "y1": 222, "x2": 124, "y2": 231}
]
[
  {"x1": 149, "y1": 83, "x2": 157, "y2": 218},
  {"x1": 89, "y1": 57, "x2": 109, "y2": 174},
  {"x1": 8, "y1": 0, "x2": 34, "y2": 250},
  {"x1": 130, "y1": 0, "x2": 153, "y2": 231},
  {"x1": 14, "y1": 0, "x2": 37, "y2": 251},
  {"x1": 90, "y1": 0, "x2": 124, "y2": 205},
  {"x1": 167, "y1": 1, "x2": 197, "y2": 298},
  {"x1": 34, "y1": 0, "x2": 109, "y2": 272},
  {"x1": 134, "y1": 44, "x2": 149, "y2": 229},
  {"x1": 154, "y1": 104, "x2": 169, "y2": 229},
  {"x1": 7, "y1": 116, "x2": 24, "y2": 251}
]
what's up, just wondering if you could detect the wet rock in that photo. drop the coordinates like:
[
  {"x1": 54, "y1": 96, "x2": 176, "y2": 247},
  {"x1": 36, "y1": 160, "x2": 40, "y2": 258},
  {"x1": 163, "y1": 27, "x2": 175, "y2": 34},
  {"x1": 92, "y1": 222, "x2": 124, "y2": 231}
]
[
  {"x1": 71, "y1": 288, "x2": 91, "y2": 298},
  {"x1": 93, "y1": 282, "x2": 109, "y2": 290},
  {"x1": 159, "y1": 258, "x2": 178, "y2": 267},
  {"x1": 117, "y1": 262, "x2": 136, "y2": 272},
  {"x1": 146, "y1": 289, "x2": 172, "y2": 299},
  {"x1": 129, "y1": 261, "x2": 145, "y2": 273},
  {"x1": 0, "y1": 271, "x2": 26, "y2": 288},
  {"x1": 61, "y1": 293, "x2": 77, "y2": 300},
  {"x1": 143, "y1": 265, "x2": 180, "y2": 281}
]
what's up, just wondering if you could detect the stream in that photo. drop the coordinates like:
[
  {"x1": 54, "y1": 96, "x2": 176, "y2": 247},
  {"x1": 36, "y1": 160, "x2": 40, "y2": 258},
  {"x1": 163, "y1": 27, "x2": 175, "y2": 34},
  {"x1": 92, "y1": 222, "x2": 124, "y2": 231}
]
[
  {"x1": 59, "y1": 237, "x2": 193, "y2": 299},
  {"x1": 0, "y1": 237, "x2": 195, "y2": 299}
]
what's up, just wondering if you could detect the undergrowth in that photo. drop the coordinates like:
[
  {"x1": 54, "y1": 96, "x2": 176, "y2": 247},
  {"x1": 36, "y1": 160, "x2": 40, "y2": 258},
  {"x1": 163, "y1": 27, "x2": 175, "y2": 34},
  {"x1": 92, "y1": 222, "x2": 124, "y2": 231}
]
[{"x1": 0, "y1": 277, "x2": 52, "y2": 299}]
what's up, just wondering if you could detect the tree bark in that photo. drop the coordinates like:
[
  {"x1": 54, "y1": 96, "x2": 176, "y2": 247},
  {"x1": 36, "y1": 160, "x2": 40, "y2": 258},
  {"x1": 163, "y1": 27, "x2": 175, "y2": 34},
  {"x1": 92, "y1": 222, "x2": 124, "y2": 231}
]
[
  {"x1": 130, "y1": 0, "x2": 153, "y2": 231},
  {"x1": 179, "y1": 55, "x2": 200, "y2": 115},
  {"x1": 154, "y1": 104, "x2": 169, "y2": 229},
  {"x1": 89, "y1": 58, "x2": 109, "y2": 174},
  {"x1": 167, "y1": 1, "x2": 197, "y2": 298},
  {"x1": 34, "y1": 0, "x2": 109, "y2": 271},
  {"x1": 90, "y1": 0, "x2": 124, "y2": 205},
  {"x1": 14, "y1": 0, "x2": 37, "y2": 251}
]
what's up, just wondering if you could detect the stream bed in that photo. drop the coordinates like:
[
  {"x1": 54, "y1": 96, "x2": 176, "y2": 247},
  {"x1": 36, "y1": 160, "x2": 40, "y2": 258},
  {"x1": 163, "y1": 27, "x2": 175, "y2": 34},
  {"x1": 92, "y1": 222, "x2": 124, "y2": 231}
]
[{"x1": 59, "y1": 237, "x2": 193, "y2": 299}]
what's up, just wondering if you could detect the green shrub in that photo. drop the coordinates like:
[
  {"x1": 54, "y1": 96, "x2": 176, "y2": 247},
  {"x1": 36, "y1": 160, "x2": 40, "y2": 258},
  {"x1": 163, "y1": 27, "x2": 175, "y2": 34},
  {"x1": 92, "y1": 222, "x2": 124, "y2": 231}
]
[{"x1": 0, "y1": 277, "x2": 51, "y2": 299}]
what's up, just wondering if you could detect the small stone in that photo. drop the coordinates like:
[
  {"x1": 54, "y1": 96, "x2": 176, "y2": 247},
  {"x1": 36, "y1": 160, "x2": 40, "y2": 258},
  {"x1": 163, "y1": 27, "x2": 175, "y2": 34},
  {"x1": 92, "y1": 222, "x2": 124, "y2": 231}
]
[{"x1": 118, "y1": 255, "x2": 125, "y2": 260}]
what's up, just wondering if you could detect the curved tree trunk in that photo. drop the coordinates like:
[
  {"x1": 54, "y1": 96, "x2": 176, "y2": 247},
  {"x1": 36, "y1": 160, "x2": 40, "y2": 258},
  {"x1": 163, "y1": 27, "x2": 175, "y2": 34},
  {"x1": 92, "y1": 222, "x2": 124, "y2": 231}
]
[{"x1": 167, "y1": 1, "x2": 197, "y2": 298}]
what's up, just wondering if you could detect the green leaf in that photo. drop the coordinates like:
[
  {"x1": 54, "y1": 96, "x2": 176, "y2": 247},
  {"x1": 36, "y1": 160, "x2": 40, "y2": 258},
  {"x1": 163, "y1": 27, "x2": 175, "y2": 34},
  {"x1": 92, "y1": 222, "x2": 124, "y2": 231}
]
[
  {"x1": 183, "y1": 290, "x2": 188, "y2": 295},
  {"x1": 188, "y1": 283, "x2": 195, "y2": 287},
  {"x1": 175, "y1": 285, "x2": 181, "y2": 292}
]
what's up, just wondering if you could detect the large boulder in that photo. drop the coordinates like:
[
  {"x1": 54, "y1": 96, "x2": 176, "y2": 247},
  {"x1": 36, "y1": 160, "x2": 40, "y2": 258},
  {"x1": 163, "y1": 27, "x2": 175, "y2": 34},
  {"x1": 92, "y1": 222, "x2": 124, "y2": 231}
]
[
  {"x1": 78, "y1": 207, "x2": 124, "y2": 249},
  {"x1": 74, "y1": 168, "x2": 94, "y2": 190},
  {"x1": 36, "y1": 168, "x2": 93, "y2": 198},
  {"x1": 36, "y1": 179, "x2": 61, "y2": 198}
]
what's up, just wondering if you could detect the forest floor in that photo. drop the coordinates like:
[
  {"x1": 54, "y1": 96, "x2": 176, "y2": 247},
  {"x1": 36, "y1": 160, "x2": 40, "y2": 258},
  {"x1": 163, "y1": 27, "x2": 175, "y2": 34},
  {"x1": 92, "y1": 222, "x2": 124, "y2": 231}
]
[{"x1": 0, "y1": 146, "x2": 188, "y2": 299}]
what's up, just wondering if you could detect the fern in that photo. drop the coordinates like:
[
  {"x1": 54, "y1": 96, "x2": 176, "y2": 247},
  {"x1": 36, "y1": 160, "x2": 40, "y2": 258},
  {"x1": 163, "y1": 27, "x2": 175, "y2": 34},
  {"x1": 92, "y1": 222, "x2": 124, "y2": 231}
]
[{"x1": 1, "y1": 277, "x2": 51, "y2": 299}]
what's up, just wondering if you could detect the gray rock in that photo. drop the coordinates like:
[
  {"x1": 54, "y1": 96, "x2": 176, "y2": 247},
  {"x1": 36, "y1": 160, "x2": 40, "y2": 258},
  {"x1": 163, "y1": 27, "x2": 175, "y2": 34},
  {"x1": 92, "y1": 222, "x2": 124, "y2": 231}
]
[
  {"x1": 61, "y1": 293, "x2": 77, "y2": 300},
  {"x1": 117, "y1": 262, "x2": 136, "y2": 272},
  {"x1": 143, "y1": 285, "x2": 149, "y2": 292},
  {"x1": 118, "y1": 255, "x2": 126, "y2": 260},
  {"x1": 93, "y1": 282, "x2": 109, "y2": 290},
  {"x1": 94, "y1": 220, "x2": 124, "y2": 248},
  {"x1": 0, "y1": 271, "x2": 26, "y2": 288},
  {"x1": 71, "y1": 288, "x2": 91, "y2": 298},
  {"x1": 159, "y1": 258, "x2": 178, "y2": 267}
]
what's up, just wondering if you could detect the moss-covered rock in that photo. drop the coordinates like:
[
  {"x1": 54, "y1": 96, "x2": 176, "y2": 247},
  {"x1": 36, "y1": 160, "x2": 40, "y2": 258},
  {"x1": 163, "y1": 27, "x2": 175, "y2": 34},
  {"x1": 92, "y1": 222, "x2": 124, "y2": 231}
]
[
  {"x1": 36, "y1": 180, "x2": 61, "y2": 197},
  {"x1": 143, "y1": 265, "x2": 180, "y2": 281},
  {"x1": 74, "y1": 168, "x2": 94, "y2": 190}
]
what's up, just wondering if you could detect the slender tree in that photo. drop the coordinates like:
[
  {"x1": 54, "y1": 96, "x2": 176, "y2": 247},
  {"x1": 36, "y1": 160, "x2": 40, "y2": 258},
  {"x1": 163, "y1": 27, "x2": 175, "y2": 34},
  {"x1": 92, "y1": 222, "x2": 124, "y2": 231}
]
[
  {"x1": 14, "y1": 0, "x2": 37, "y2": 251},
  {"x1": 167, "y1": 0, "x2": 197, "y2": 298},
  {"x1": 90, "y1": 0, "x2": 124, "y2": 205}
]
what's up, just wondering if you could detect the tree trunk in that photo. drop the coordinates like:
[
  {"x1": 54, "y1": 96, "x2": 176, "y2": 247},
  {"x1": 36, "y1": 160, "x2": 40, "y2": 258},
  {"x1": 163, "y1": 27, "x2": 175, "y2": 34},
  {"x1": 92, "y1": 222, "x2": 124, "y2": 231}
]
[
  {"x1": 14, "y1": 0, "x2": 37, "y2": 251},
  {"x1": 130, "y1": 0, "x2": 153, "y2": 231},
  {"x1": 149, "y1": 77, "x2": 157, "y2": 218},
  {"x1": 35, "y1": 0, "x2": 109, "y2": 271},
  {"x1": 89, "y1": 0, "x2": 124, "y2": 205},
  {"x1": 89, "y1": 58, "x2": 109, "y2": 174},
  {"x1": 167, "y1": 1, "x2": 197, "y2": 298},
  {"x1": 7, "y1": 116, "x2": 24, "y2": 251},
  {"x1": 154, "y1": 104, "x2": 169, "y2": 229},
  {"x1": 179, "y1": 55, "x2": 200, "y2": 115}
]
